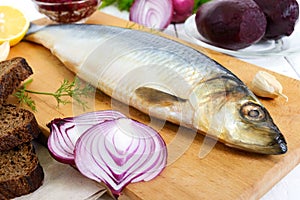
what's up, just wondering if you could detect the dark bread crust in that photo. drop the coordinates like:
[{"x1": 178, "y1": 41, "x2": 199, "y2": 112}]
[
  {"x1": 0, "y1": 104, "x2": 41, "y2": 151},
  {"x1": 0, "y1": 143, "x2": 44, "y2": 199},
  {"x1": 0, "y1": 57, "x2": 33, "y2": 105},
  {"x1": 0, "y1": 164, "x2": 44, "y2": 200},
  {"x1": 0, "y1": 58, "x2": 44, "y2": 199}
]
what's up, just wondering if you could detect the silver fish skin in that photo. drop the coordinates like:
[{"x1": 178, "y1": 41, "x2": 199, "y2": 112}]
[{"x1": 25, "y1": 24, "x2": 287, "y2": 155}]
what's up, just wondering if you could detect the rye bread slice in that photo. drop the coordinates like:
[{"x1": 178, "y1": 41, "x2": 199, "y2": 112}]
[
  {"x1": 0, "y1": 104, "x2": 41, "y2": 151},
  {"x1": 0, "y1": 57, "x2": 33, "y2": 105},
  {"x1": 0, "y1": 142, "x2": 44, "y2": 200}
]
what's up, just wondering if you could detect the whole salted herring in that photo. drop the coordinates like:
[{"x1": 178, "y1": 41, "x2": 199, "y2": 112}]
[{"x1": 25, "y1": 24, "x2": 287, "y2": 154}]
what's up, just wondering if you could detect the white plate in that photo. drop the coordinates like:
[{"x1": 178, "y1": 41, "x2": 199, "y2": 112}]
[{"x1": 184, "y1": 14, "x2": 300, "y2": 57}]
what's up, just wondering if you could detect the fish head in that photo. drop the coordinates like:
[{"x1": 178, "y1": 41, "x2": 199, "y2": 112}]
[
  {"x1": 192, "y1": 79, "x2": 287, "y2": 155},
  {"x1": 215, "y1": 97, "x2": 287, "y2": 155}
]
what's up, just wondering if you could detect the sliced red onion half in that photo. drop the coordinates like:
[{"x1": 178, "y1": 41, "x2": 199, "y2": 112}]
[
  {"x1": 129, "y1": 0, "x2": 173, "y2": 30},
  {"x1": 47, "y1": 110, "x2": 125, "y2": 165},
  {"x1": 74, "y1": 118, "x2": 167, "y2": 197}
]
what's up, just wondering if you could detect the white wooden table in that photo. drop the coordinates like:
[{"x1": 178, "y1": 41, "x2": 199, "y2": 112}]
[{"x1": 2, "y1": 0, "x2": 300, "y2": 199}]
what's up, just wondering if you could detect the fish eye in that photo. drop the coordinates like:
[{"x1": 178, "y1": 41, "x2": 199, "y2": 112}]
[
  {"x1": 240, "y1": 102, "x2": 266, "y2": 121},
  {"x1": 248, "y1": 110, "x2": 260, "y2": 118}
]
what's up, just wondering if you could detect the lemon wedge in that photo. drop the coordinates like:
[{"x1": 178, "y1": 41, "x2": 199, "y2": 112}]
[{"x1": 0, "y1": 6, "x2": 30, "y2": 46}]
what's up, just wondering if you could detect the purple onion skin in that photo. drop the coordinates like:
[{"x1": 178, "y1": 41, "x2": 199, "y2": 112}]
[
  {"x1": 172, "y1": 0, "x2": 195, "y2": 23},
  {"x1": 74, "y1": 118, "x2": 167, "y2": 197},
  {"x1": 47, "y1": 118, "x2": 77, "y2": 165},
  {"x1": 47, "y1": 110, "x2": 126, "y2": 165}
]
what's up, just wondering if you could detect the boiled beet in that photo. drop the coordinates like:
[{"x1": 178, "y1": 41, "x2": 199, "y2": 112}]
[
  {"x1": 253, "y1": 0, "x2": 299, "y2": 40},
  {"x1": 195, "y1": 0, "x2": 267, "y2": 50}
]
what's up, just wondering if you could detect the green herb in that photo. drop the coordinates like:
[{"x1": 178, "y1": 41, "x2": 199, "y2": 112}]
[
  {"x1": 117, "y1": 0, "x2": 134, "y2": 11},
  {"x1": 14, "y1": 78, "x2": 94, "y2": 111},
  {"x1": 100, "y1": 0, "x2": 116, "y2": 9},
  {"x1": 193, "y1": 0, "x2": 211, "y2": 12},
  {"x1": 100, "y1": 0, "x2": 134, "y2": 11},
  {"x1": 14, "y1": 79, "x2": 37, "y2": 111}
]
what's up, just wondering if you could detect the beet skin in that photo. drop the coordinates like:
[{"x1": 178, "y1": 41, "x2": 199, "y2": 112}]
[{"x1": 253, "y1": 0, "x2": 299, "y2": 40}]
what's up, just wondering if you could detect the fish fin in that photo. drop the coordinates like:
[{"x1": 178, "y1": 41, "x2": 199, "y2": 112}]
[
  {"x1": 198, "y1": 107, "x2": 224, "y2": 158},
  {"x1": 135, "y1": 87, "x2": 187, "y2": 107}
]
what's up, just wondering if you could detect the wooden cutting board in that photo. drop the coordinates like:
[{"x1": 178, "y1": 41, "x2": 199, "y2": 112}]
[{"x1": 8, "y1": 11, "x2": 300, "y2": 200}]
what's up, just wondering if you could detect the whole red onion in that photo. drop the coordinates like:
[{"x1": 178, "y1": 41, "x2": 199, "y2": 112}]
[{"x1": 172, "y1": 0, "x2": 195, "y2": 23}]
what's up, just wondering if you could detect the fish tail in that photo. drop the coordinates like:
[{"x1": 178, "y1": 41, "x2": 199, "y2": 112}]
[{"x1": 26, "y1": 23, "x2": 46, "y2": 36}]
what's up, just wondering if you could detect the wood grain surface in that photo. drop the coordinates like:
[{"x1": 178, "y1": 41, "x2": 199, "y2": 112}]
[{"x1": 8, "y1": 11, "x2": 300, "y2": 200}]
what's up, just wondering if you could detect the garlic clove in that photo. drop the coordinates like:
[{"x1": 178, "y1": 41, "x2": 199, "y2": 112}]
[
  {"x1": 250, "y1": 70, "x2": 288, "y2": 101},
  {"x1": 0, "y1": 41, "x2": 10, "y2": 62}
]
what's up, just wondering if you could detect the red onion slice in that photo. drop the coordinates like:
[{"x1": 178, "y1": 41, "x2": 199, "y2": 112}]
[
  {"x1": 47, "y1": 110, "x2": 125, "y2": 164},
  {"x1": 129, "y1": 0, "x2": 173, "y2": 30},
  {"x1": 74, "y1": 118, "x2": 167, "y2": 197}
]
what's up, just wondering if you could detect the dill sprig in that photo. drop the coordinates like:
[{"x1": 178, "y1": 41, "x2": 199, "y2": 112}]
[{"x1": 14, "y1": 78, "x2": 94, "y2": 111}]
